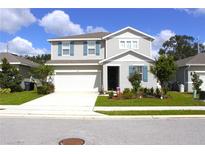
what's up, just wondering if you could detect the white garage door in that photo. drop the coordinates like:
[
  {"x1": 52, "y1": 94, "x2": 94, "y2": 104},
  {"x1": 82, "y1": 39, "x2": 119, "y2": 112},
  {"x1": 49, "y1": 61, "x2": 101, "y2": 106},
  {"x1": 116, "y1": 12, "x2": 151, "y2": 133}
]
[
  {"x1": 199, "y1": 74, "x2": 205, "y2": 91},
  {"x1": 54, "y1": 72, "x2": 101, "y2": 92}
]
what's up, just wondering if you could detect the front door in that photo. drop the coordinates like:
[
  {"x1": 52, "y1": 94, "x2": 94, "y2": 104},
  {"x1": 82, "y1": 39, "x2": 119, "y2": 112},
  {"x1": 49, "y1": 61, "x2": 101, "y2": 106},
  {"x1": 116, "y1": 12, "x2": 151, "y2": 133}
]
[{"x1": 108, "y1": 66, "x2": 119, "y2": 90}]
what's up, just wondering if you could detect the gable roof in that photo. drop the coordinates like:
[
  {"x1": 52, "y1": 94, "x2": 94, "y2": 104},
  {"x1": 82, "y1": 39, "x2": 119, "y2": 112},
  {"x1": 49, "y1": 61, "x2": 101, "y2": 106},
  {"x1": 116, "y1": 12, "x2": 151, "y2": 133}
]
[
  {"x1": 99, "y1": 49, "x2": 155, "y2": 64},
  {"x1": 176, "y1": 53, "x2": 205, "y2": 67},
  {"x1": 102, "y1": 26, "x2": 155, "y2": 41},
  {"x1": 48, "y1": 26, "x2": 155, "y2": 42},
  {"x1": 48, "y1": 32, "x2": 111, "y2": 42},
  {"x1": 0, "y1": 52, "x2": 39, "y2": 67}
]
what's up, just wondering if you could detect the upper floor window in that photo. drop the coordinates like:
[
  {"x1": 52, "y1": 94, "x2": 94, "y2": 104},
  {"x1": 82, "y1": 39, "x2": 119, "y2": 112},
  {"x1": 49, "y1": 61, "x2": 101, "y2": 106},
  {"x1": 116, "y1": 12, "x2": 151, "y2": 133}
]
[
  {"x1": 87, "y1": 41, "x2": 96, "y2": 55},
  {"x1": 62, "y1": 42, "x2": 70, "y2": 56},
  {"x1": 119, "y1": 39, "x2": 139, "y2": 49}
]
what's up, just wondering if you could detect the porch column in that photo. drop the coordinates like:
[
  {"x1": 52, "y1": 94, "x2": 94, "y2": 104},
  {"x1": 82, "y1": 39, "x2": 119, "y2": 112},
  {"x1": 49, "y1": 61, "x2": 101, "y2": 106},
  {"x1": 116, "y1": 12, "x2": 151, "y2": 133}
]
[{"x1": 103, "y1": 64, "x2": 108, "y2": 91}]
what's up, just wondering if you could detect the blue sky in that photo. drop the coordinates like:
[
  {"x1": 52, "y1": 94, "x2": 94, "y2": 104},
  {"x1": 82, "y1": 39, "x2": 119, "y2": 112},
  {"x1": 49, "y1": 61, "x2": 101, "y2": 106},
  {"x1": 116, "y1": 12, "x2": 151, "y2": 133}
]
[{"x1": 0, "y1": 8, "x2": 205, "y2": 56}]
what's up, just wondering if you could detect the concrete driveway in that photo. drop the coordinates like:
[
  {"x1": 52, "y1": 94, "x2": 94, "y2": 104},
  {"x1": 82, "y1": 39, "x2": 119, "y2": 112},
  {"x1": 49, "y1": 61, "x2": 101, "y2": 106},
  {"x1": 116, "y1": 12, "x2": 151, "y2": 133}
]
[
  {"x1": 0, "y1": 92, "x2": 100, "y2": 116},
  {"x1": 22, "y1": 92, "x2": 98, "y2": 110}
]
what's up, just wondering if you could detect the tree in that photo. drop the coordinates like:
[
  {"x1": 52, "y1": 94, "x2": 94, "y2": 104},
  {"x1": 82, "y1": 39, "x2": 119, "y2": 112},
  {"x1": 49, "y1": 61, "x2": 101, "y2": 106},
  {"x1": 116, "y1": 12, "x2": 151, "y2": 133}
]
[
  {"x1": 0, "y1": 58, "x2": 23, "y2": 92},
  {"x1": 31, "y1": 64, "x2": 54, "y2": 84},
  {"x1": 24, "y1": 54, "x2": 51, "y2": 64},
  {"x1": 128, "y1": 72, "x2": 141, "y2": 92},
  {"x1": 159, "y1": 35, "x2": 205, "y2": 60},
  {"x1": 191, "y1": 72, "x2": 203, "y2": 93},
  {"x1": 150, "y1": 54, "x2": 176, "y2": 96}
]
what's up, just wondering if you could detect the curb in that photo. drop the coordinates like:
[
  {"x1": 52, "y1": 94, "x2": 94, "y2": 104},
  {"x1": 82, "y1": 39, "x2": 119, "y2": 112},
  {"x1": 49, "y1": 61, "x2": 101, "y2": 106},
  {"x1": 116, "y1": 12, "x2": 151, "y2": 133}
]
[{"x1": 1, "y1": 113, "x2": 205, "y2": 119}]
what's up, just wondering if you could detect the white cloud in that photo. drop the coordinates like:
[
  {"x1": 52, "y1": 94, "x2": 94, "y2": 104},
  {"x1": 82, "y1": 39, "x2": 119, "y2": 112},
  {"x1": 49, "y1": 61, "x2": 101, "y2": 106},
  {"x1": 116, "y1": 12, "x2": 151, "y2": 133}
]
[
  {"x1": 152, "y1": 29, "x2": 176, "y2": 57},
  {"x1": 86, "y1": 26, "x2": 107, "y2": 33},
  {"x1": 39, "y1": 10, "x2": 84, "y2": 36},
  {"x1": 0, "y1": 9, "x2": 36, "y2": 34},
  {"x1": 39, "y1": 10, "x2": 107, "y2": 36},
  {"x1": 178, "y1": 8, "x2": 205, "y2": 16},
  {"x1": 0, "y1": 37, "x2": 47, "y2": 56}
]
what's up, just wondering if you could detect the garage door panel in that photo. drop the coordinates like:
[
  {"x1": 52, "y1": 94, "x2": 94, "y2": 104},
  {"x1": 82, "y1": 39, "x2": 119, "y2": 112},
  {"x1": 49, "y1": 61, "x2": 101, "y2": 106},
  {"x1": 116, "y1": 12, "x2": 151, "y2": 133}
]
[{"x1": 54, "y1": 72, "x2": 101, "y2": 92}]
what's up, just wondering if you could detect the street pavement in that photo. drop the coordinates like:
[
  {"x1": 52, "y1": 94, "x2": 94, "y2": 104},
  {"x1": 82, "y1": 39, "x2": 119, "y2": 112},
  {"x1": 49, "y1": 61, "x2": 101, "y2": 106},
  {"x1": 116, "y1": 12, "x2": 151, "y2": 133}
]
[{"x1": 0, "y1": 117, "x2": 205, "y2": 145}]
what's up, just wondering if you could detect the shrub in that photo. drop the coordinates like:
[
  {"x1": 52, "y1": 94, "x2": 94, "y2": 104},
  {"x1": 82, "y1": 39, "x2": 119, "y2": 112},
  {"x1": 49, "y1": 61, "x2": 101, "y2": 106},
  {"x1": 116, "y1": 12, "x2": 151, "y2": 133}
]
[
  {"x1": 191, "y1": 72, "x2": 203, "y2": 93},
  {"x1": 199, "y1": 91, "x2": 205, "y2": 100},
  {"x1": 143, "y1": 88, "x2": 148, "y2": 95},
  {"x1": 155, "y1": 87, "x2": 161, "y2": 97},
  {"x1": 108, "y1": 91, "x2": 114, "y2": 99},
  {"x1": 0, "y1": 88, "x2": 11, "y2": 94},
  {"x1": 122, "y1": 88, "x2": 133, "y2": 99},
  {"x1": 150, "y1": 87, "x2": 154, "y2": 96},
  {"x1": 37, "y1": 83, "x2": 54, "y2": 94},
  {"x1": 128, "y1": 73, "x2": 141, "y2": 92}
]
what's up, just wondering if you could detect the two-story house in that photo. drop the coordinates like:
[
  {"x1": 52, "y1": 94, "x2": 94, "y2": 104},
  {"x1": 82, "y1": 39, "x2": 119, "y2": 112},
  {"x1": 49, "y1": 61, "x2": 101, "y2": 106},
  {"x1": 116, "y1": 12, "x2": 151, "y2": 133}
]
[{"x1": 46, "y1": 26, "x2": 158, "y2": 92}]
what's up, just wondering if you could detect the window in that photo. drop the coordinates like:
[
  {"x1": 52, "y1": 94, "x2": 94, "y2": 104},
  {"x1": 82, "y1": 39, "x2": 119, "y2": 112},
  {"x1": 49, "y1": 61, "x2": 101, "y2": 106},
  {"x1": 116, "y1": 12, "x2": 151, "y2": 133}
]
[
  {"x1": 120, "y1": 41, "x2": 125, "y2": 49},
  {"x1": 119, "y1": 39, "x2": 139, "y2": 49},
  {"x1": 130, "y1": 66, "x2": 143, "y2": 80},
  {"x1": 126, "y1": 41, "x2": 131, "y2": 49},
  {"x1": 132, "y1": 41, "x2": 138, "y2": 49},
  {"x1": 87, "y1": 41, "x2": 96, "y2": 55},
  {"x1": 62, "y1": 42, "x2": 70, "y2": 56}
]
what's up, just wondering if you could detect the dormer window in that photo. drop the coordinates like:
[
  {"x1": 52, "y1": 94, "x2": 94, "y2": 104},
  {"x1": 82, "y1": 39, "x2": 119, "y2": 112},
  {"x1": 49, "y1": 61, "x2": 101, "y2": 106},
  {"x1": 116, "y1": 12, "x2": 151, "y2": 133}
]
[
  {"x1": 87, "y1": 41, "x2": 96, "y2": 55},
  {"x1": 62, "y1": 42, "x2": 70, "y2": 56},
  {"x1": 119, "y1": 39, "x2": 139, "y2": 49}
]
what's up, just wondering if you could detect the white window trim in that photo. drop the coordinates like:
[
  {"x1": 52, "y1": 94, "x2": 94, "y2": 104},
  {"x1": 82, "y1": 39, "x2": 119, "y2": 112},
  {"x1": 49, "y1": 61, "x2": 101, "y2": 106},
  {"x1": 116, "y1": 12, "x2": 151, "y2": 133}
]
[
  {"x1": 119, "y1": 39, "x2": 139, "y2": 49},
  {"x1": 62, "y1": 41, "x2": 70, "y2": 56},
  {"x1": 87, "y1": 41, "x2": 96, "y2": 55},
  {"x1": 130, "y1": 65, "x2": 144, "y2": 81}
]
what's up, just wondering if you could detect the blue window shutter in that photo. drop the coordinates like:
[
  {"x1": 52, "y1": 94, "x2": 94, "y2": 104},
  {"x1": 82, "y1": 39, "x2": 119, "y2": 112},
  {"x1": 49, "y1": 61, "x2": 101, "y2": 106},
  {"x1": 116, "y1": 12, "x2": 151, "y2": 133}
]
[
  {"x1": 70, "y1": 41, "x2": 74, "y2": 56},
  {"x1": 143, "y1": 65, "x2": 148, "y2": 82},
  {"x1": 96, "y1": 41, "x2": 100, "y2": 56},
  {"x1": 57, "y1": 42, "x2": 62, "y2": 56},
  {"x1": 83, "y1": 41, "x2": 87, "y2": 56}
]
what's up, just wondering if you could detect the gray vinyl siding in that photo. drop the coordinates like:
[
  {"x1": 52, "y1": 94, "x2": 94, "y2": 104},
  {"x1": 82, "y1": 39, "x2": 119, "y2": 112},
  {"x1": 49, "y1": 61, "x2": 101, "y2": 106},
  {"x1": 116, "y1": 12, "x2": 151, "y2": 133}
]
[
  {"x1": 106, "y1": 34, "x2": 151, "y2": 58},
  {"x1": 176, "y1": 66, "x2": 205, "y2": 92},
  {"x1": 51, "y1": 41, "x2": 105, "y2": 60},
  {"x1": 102, "y1": 61, "x2": 158, "y2": 91}
]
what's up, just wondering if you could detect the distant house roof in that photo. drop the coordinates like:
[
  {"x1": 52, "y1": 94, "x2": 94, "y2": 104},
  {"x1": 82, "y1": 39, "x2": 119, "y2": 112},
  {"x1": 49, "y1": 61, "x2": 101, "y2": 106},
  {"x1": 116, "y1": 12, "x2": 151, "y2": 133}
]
[
  {"x1": 0, "y1": 52, "x2": 39, "y2": 67},
  {"x1": 176, "y1": 53, "x2": 205, "y2": 67},
  {"x1": 48, "y1": 32, "x2": 111, "y2": 42}
]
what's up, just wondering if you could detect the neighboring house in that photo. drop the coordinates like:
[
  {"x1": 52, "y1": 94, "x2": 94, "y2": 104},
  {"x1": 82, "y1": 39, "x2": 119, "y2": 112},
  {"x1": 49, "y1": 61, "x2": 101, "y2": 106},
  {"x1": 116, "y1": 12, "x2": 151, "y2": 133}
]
[
  {"x1": 175, "y1": 53, "x2": 205, "y2": 92},
  {"x1": 0, "y1": 52, "x2": 39, "y2": 89},
  {"x1": 46, "y1": 26, "x2": 158, "y2": 92}
]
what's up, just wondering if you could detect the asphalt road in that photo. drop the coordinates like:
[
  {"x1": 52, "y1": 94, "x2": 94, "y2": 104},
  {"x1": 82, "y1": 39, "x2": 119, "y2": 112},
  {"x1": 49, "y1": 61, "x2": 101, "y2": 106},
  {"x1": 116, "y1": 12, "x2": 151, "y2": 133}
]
[{"x1": 0, "y1": 117, "x2": 205, "y2": 145}]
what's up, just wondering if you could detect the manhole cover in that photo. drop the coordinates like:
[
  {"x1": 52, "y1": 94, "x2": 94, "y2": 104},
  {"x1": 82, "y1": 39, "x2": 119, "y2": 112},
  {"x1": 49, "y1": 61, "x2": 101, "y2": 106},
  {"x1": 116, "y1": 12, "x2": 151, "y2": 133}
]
[{"x1": 59, "y1": 138, "x2": 85, "y2": 145}]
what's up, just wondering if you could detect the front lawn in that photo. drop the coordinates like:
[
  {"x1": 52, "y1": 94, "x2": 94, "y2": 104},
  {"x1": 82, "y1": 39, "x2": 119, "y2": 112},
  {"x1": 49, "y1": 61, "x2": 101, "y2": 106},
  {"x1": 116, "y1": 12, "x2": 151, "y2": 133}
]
[
  {"x1": 97, "y1": 110, "x2": 205, "y2": 115},
  {"x1": 0, "y1": 91, "x2": 44, "y2": 105},
  {"x1": 95, "y1": 92, "x2": 205, "y2": 106}
]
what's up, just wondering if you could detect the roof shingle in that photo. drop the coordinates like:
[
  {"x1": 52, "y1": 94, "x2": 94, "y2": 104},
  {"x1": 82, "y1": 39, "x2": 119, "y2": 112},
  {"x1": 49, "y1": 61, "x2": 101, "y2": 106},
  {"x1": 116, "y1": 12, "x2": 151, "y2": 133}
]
[{"x1": 0, "y1": 52, "x2": 39, "y2": 67}]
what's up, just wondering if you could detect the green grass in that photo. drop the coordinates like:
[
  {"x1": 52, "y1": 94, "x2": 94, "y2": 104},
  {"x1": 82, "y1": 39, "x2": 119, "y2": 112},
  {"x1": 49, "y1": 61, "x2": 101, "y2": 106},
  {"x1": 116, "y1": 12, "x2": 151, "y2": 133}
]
[
  {"x1": 95, "y1": 92, "x2": 205, "y2": 106},
  {"x1": 97, "y1": 110, "x2": 205, "y2": 115},
  {"x1": 0, "y1": 91, "x2": 44, "y2": 105}
]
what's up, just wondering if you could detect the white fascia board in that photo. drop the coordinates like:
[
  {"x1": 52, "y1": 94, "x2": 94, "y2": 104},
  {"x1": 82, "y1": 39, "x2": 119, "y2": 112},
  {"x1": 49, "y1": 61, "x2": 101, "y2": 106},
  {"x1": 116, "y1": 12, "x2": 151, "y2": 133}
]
[
  {"x1": 0, "y1": 62, "x2": 21, "y2": 65},
  {"x1": 99, "y1": 49, "x2": 155, "y2": 64},
  {"x1": 55, "y1": 70, "x2": 101, "y2": 73},
  {"x1": 186, "y1": 64, "x2": 205, "y2": 66},
  {"x1": 102, "y1": 26, "x2": 155, "y2": 40},
  {"x1": 47, "y1": 38, "x2": 102, "y2": 42},
  {"x1": 46, "y1": 63, "x2": 99, "y2": 66}
]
